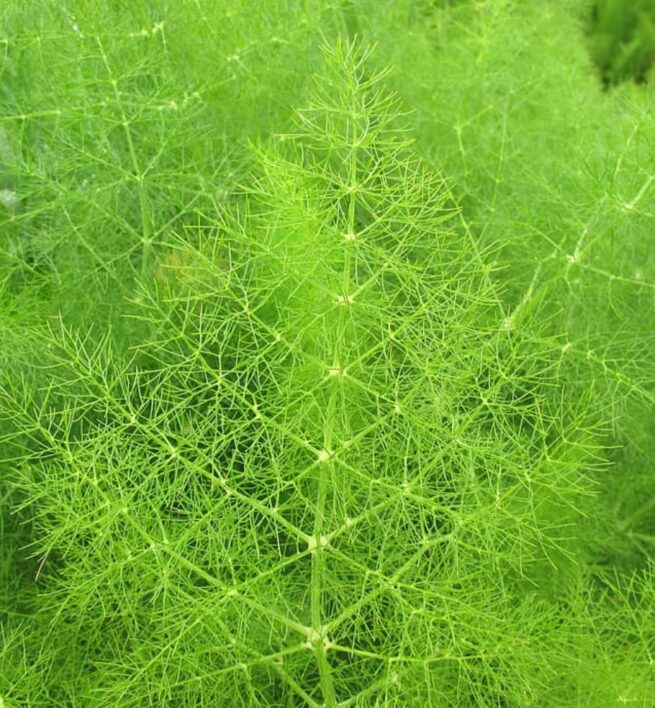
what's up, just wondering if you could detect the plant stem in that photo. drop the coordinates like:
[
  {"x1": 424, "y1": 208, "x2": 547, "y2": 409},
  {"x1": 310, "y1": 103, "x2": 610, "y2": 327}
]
[
  {"x1": 309, "y1": 73, "x2": 362, "y2": 706},
  {"x1": 98, "y1": 38, "x2": 154, "y2": 277},
  {"x1": 311, "y1": 375, "x2": 337, "y2": 708}
]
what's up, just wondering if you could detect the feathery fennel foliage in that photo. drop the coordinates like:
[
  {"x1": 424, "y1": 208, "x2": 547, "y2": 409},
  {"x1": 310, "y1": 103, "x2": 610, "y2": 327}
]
[
  {"x1": 2, "y1": 1, "x2": 655, "y2": 705},
  {"x1": 0, "y1": 38, "x2": 603, "y2": 705},
  {"x1": 347, "y1": 1, "x2": 655, "y2": 701},
  {"x1": 0, "y1": 0, "x2": 328, "y2": 344},
  {"x1": 369, "y1": 0, "x2": 655, "y2": 575}
]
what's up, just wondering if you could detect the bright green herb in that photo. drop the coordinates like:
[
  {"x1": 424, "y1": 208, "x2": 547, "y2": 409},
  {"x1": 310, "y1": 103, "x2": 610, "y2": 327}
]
[{"x1": 1, "y1": 2, "x2": 654, "y2": 706}]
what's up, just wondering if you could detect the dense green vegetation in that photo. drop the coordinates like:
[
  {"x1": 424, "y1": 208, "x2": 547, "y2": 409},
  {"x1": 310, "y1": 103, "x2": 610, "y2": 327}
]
[
  {"x1": 1, "y1": 1, "x2": 654, "y2": 705},
  {"x1": 590, "y1": 0, "x2": 655, "y2": 86}
]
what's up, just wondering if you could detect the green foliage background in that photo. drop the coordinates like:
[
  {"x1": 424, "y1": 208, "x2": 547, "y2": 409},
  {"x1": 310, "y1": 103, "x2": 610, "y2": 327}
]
[{"x1": 1, "y1": 0, "x2": 654, "y2": 705}]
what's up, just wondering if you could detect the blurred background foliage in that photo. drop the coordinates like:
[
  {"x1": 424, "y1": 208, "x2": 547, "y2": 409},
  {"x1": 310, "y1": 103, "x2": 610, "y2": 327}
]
[{"x1": 590, "y1": 0, "x2": 655, "y2": 86}]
